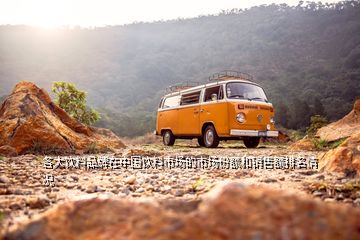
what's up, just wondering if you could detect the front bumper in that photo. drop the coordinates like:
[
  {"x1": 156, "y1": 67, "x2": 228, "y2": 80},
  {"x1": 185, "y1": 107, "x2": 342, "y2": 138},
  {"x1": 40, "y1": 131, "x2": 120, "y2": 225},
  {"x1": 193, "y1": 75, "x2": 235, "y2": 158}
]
[{"x1": 230, "y1": 129, "x2": 279, "y2": 137}]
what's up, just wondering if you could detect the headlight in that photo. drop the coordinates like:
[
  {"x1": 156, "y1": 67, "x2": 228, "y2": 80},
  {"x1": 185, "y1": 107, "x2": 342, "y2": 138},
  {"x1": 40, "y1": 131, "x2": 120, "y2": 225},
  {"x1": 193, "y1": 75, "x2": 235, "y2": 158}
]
[
  {"x1": 270, "y1": 116, "x2": 275, "y2": 124},
  {"x1": 236, "y1": 113, "x2": 246, "y2": 123}
]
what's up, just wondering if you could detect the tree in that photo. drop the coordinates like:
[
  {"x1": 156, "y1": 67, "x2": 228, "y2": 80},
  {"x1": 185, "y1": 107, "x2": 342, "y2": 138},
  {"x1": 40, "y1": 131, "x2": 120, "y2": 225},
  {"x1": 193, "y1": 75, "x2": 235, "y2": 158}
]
[
  {"x1": 275, "y1": 102, "x2": 290, "y2": 128},
  {"x1": 52, "y1": 81, "x2": 100, "y2": 125},
  {"x1": 312, "y1": 97, "x2": 325, "y2": 116},
  {"x1": 0, "y1": 95, "x2": 6, "y2": 104},
  {"x1": 289, "y1": 98, "x2": 311, "y2": 130}
]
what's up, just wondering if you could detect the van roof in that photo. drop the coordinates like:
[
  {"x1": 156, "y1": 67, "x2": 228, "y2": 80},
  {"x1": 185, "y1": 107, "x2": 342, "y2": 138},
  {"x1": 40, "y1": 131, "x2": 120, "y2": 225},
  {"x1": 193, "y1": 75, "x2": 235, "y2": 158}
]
[{"x1": 163, "y1": 79, "x2": 261, "y2": 97}]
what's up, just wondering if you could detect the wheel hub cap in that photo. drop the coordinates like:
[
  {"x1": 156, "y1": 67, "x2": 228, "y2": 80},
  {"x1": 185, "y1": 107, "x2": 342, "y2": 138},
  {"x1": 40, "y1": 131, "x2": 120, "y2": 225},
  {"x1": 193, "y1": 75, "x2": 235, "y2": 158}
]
[
  {"x1": 206, "y1": 130, "x2": 214, "y2": 144},
  {"x1": 164, "y1": 133, "x2": 170, "y2": 144}
]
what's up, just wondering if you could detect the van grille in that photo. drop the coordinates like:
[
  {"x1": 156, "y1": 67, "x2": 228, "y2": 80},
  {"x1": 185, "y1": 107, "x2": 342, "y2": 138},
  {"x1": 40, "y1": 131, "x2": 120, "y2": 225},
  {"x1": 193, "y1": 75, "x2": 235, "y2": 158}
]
[
  {"x1": 245, "y1": 105, "x2": 259, "y2": 110},
  {"x1": 238, "y1": 104, "x2": 271, "y2": 111},
  {"x1": 259, "y1": 106, "x2": 270, "y2": 111}
]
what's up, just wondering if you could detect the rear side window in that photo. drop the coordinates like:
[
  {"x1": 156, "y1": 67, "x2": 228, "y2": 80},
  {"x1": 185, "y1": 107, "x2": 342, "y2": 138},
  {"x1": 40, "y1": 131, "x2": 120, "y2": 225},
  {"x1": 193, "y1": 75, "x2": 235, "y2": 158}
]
[
  {"x1": 180, "y1": 91, "x2": 201, "y2": 105},
  {"x1": 204, "y1": 85, "x2": 224, "y2": 102},
  {"x1": 158, "y1": 98, "x2": 164, "y2": 108},
  {"x1": 163, "y1": 95, "x2": 180, "y2": 108}
]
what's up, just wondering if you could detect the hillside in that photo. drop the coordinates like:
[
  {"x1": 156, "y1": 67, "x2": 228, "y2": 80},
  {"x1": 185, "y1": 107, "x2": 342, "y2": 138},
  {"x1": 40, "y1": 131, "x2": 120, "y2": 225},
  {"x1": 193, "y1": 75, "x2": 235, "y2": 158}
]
[{"x1": 0, "y1": 1, "x2": 359, "y2": 136}]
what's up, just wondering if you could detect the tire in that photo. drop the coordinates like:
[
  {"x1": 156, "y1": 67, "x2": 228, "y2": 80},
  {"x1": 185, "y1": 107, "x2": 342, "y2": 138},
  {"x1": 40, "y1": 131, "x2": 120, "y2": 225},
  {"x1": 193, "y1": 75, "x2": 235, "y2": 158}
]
[
  {"x1": 197, "y1": 137, "x2": 205, "y2": 147},
  {"x1": 163, "y1": 130, "x2": 175, "y2": 146},
  {"x1": 203, "y1": 125, "x2": 219, "y2": 148},
  {"x1": 243, "y1": 137, "x2": 260, "y2": 148}
]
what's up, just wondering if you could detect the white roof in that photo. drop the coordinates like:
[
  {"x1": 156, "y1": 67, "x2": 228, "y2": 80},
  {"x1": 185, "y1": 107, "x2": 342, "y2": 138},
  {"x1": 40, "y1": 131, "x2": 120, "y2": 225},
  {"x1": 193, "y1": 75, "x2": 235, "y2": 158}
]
[{"x1": 163, "y1": 79, "x2": 261, "y2": 97}]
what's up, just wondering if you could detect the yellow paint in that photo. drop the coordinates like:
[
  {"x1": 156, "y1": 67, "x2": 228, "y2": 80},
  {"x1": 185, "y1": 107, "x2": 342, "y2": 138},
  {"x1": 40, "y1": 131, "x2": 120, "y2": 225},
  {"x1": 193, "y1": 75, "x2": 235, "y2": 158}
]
[
  {"x1": 178, "y1": 105, "x2": 200, "y2": 135},
  {"x1": 200, "y1": 101, "x2": 229, "y2": 136},
  {"x1": 156, "y1": 81, "x2": 277, "y2": 137}
]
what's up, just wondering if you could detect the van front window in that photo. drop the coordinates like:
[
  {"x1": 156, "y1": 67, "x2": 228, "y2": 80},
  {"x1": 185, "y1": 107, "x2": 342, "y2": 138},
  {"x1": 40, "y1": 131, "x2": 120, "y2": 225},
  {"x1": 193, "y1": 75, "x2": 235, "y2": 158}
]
[{"x1": 226, "y1": 83, "x2": 268, "y2": 102}]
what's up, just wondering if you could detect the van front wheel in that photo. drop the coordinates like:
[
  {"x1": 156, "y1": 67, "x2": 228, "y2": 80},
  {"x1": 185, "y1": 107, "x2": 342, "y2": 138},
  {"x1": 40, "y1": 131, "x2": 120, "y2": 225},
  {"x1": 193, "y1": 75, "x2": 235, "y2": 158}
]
[
  {"x1": 243, "y1": 137, "x2": 260, "y2": 148},
  {"x1": 203, "y1": 125, "x2": 219, "y2": 148},
  {"x1": 163, "y1": 130, "x2": 175, "y2": 146}
]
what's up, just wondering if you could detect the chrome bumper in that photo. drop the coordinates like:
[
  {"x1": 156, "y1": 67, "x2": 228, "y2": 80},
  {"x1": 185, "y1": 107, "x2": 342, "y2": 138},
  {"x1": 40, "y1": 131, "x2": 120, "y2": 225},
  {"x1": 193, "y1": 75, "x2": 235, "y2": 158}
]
[{"x1": 230, "y1": 129, "x2": 279, "y2": 137}]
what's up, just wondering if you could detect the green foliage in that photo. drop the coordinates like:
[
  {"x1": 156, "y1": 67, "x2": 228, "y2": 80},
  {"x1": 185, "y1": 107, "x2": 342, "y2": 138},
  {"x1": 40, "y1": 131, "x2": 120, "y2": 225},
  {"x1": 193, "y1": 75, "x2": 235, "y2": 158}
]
[
  {"x1": 85, "y1": 142, "x2": 98, "y2": 154},
  {"x1": 313, "y1": 98, "x2": 325, "y2": 116},
  {"x1": 306, "y1": 179, "x2": 360, "y2": 194},
  {"x1": 311, "y1": 137, "x2": 347, "y2": 150},
  {"x1": 191, "y1": 178, "x2": 205, "y2": 191},
  {"x1": 289, "y1": 98, "x2": 312, "y2": 130},
  {"x1": 0, "y1": 95, "x2": 5, "y2": 104},
  {"x1": 312, "y1": 138, "x2": 329, "y2": 150},
  {"x1": 95, "y1": 109, "x2": 156, "y2": 137},
  {"x1": 52, "y1": 81, "x2": 100, "y2": 126},
  {"x1": 0, "y1": 211, "x2": 4, "y2": 223},
  {"x1": 27, "y1": 140, "x2": 66, "y2": 155},
  {"x1": 329, "y1": 138, "x2": 347, "y2": 149},
  {"x1": 306, "y1": 115, "x2": 329, "y2": 137},
  {"x1": 0, "y1": 1, "x2": 359, "y2": 136},
  {"x1": 275, "y1": 103, "x2": 290, "y2": 128},
  {"x1": 287, "y1": 130, "x2": 305, "y2": 142}
]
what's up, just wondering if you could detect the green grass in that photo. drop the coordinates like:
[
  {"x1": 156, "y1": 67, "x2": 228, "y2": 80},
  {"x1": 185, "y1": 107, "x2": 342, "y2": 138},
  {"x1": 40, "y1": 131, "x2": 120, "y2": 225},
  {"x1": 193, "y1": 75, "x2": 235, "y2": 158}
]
[
  {"x1": 329, "y1": 138, "x2": 347, "y2": 149},
  {"x1": 191, "y1": 178, "x2": 205, "y2": 191},
  {"x1": 312, "y1": 139, "x2": 329, "y2": 150},
  {"x1": 306, "y1": 179, "x2": 359, "y2": 192},
  {"x1": 0, "y1": 211, "x2": 4, "y2": 223},
  {"x1": 36, "y1": 156, "x2": 43, "y2": 162},
  {"x1": 27, "y1": 140, "x2": 66, "y2": 155},
  {"x1": 85, "y1": 142, "x2": 98, "y2": 154},
  {"x1": 311, "y1": 137, "x2": 348, "y2": 150},
  {"x1": 287, "y1": 130, "x2": 305, "y2": 142}
]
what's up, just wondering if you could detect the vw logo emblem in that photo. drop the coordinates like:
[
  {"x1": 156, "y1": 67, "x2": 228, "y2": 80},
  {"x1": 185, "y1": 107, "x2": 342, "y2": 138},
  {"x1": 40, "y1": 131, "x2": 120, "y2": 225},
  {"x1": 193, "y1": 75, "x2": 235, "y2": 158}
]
[{"x1": 257, "y1": 114, "x2": 263, "y2": 122}]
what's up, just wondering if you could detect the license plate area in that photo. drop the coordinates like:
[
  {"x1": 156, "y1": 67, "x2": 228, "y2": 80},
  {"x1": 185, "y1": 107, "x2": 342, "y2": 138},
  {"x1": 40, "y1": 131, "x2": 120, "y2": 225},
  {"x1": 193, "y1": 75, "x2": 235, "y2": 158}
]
[{"x1": 258, "y1": 131, "x2": 267, "y2": 137}]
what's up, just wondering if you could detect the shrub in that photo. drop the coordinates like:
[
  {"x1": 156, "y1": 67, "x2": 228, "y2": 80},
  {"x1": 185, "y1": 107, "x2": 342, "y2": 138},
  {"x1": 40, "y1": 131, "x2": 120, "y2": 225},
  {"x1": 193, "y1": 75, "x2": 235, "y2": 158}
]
[
  {"x1": 306, "y1": 115, "x2": 328, "y2": 137},
  {"x1": 52, "y1": 81, "x2": 100, "y2": 125}
]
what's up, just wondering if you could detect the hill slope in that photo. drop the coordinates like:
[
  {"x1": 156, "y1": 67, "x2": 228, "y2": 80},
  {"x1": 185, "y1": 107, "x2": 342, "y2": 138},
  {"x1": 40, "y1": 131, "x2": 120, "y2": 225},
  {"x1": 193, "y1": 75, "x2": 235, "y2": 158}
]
[{"x1": 0, "y1": 1, "x2": 359, "y2": 136}]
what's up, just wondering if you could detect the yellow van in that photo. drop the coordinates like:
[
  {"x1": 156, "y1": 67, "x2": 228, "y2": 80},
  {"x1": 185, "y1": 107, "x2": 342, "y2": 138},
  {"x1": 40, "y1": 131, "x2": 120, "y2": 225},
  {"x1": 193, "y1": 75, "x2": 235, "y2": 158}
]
[{"x1": 155, "y1": 71, "x2": 278, "y2": 148}]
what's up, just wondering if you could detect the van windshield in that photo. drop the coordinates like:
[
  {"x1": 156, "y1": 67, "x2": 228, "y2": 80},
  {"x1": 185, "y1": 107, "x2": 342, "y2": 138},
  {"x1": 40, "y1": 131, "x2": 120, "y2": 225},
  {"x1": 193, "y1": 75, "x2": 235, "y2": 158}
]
[{"x1": 226, "y1": 82, "x2": 268, "y2": 102}]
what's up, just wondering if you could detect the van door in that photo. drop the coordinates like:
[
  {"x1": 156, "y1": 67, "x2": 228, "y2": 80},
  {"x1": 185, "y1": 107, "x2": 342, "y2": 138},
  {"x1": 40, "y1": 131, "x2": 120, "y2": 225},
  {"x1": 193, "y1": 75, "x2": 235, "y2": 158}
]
[
  {"x1": 178, "y1": 91, "x2": 201, "y2": 135},
  {"x1": 200, "y1": 85, "x2": 228, "y2": 136},
  {"x1": 158, "y1": 95, "x2": 180, "y2": 134}
]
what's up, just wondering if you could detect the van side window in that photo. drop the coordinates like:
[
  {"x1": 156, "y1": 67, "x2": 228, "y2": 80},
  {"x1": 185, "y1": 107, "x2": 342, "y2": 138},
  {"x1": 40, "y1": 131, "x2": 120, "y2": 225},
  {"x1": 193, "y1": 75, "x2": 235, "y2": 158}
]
[
  {"x1": 180, "y1": 91, "x2": 201, "y2": 105},
  {"x1": 163, "y1": 95, "x2": 180, "y2": 108},
  {"x1": 158, "y1": 98, "x2": 164, "y2": 108},
  {"x1": 219, "y1": 85, "x2": 224, "y2": 100},
  {"x1": 204, "y1": 86, "x2": 223, "y2": 102}
]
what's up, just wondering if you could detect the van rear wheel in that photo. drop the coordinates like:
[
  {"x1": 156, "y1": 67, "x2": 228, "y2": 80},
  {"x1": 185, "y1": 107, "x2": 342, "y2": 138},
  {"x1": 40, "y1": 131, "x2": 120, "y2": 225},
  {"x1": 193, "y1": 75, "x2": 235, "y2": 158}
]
[
  {"x1": 203, "y1": 125, "x2": 219, "y2": 148},
  {"x1": 243, "y1": 137, "x2": 260, "y2": 148},
  {"x1": 163, "y1": 130, "x2": 175, "y2": 146},
  {"x1": 197, "y1": 137, "x2": 205, "y2": 147}
]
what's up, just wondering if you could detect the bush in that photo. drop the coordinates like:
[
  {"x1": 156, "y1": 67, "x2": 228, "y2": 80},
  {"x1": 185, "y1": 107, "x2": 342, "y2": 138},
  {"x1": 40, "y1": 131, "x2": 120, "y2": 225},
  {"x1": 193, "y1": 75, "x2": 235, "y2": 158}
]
[
  {"x1": 312, "y1": 139, "x2": 329, "y2": 150},
  {"x1": 311, "y1": 137, "x2": 347, "y2": 150},
  {"x1": 306, "y1": 115, "x2": 328, "y2": 137},
  {"x1": 52, "y1": 81, "x2": 100, "y2": 125},
  {"x1": 287, "y1": 129, "x2": 305, "y2": 142}
]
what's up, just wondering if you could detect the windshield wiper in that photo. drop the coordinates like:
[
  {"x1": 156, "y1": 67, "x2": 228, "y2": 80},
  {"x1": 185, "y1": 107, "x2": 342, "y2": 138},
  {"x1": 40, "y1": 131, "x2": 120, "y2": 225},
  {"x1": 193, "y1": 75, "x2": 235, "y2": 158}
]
[
  {"x1": 229, "y1": 94, "x2": 245, "y2": 99},
  {"x1": 248, "y1": 97, "x2": 268, "y2": 103}
]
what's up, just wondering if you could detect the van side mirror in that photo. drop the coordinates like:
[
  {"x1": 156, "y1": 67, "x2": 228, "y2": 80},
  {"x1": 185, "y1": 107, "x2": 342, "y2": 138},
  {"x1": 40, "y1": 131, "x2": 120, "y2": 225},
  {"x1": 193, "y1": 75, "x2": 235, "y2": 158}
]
[{"x1": 211, "y1": 93, "x2": 218, "y2": 101}]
